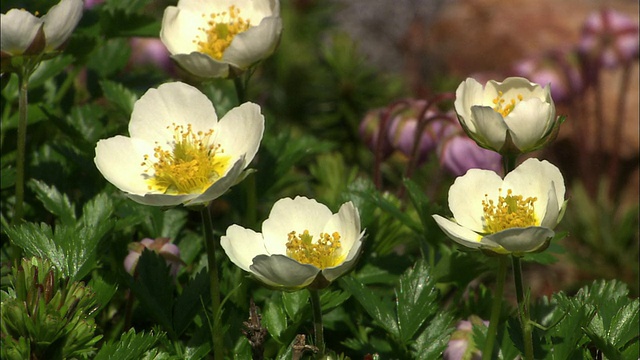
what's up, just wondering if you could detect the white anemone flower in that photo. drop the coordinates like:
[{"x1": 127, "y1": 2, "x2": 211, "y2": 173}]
[
  {"x1": 160, "y1": 0, "x2": 282, "y2": 79},
  {"x1": 221, "y1": 197, "x2": 365, "y2": 290},
  {"x1": 432, "y1": 158, "x2": 566, "y2": 256},
  {"x1": 0, "y1": 0, "x2": 83, "y2": 58},
  {"x1": 454, "y1": 77, "x2": 560, "y2": 155},
  {"x1": 94, "y1": 81, "x2": 264, "y2": 207}
]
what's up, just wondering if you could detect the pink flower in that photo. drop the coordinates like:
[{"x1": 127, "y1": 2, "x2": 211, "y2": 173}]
[
  {"x1": 128, "y1": 37, "x2": 174, "y2": 74},
  {"x1": 438, "y1": 122, "x2": 502, "y2": 177},
  {"x1": 124, "y1": 238, "x2": 183, "y2": 277},
  {"x1": 579, "y1": 8, "x2": 639, "y2": 68},
  {"x1": 444, "y1": 319, "x2": 488, "y2": 360}
]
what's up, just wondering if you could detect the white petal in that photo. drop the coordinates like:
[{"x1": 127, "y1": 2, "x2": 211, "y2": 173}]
[
  {"x1": 321, "y1": 202, "x2": 360, "y2": 254},
  {"x1": 321, "y1": 231, "x2": 364, "y2": 282},
  {"x1": 160, "y1": 6, "x2": 202, "y2": 55},
  {"x1": 223, "y1": 16, "x2": 282, "y2": 69},
  {"x1": 432, "y1": 215, "x2": 485, "y2": 249},
  {"x1": 171, "y1": 52, "x2": 230, "y2": 78},
  {"x1": 261, "y1": 197, "x2": 333, "y2": 255},
  {"x1": 504, "y1": 99, "x2": 553, "y2": 151},
  {"x1": 125, "y1": 192, "x2": 197, "y2": 207},
  {"x1": 0, "y1": 10, "x2": 43, "y2": 55},
  {"x1": 484, "y1": 227, "x2": 554, "y2": 254},
  {"x1": 220, "y1": 224, "x2": 268, "y2": 272},
  {"x1": 42, "y1": 0, "x2": 83, "y2": 51},
  {"x1": 215, "y1": 102, "x2": 264, "y2": 168},
  {"x1": 454, "y1": 78, "x2": 484, "y2": 130},
  {"x1": 448, "y1": 169, "x2": 503, "y2": 233},
  {"x1": 540, "y1": 182, "x2": 560, "y2": 229},
  {"x1": 94, "y1": 136, "x2": 154, "y2": 195},
  {"x1": 250, "y1": 254, "x2": 320, "y2": 288},
  {"x1": 128, "y1": 82, "x2": 218, "y2": 143},
  {"x1": 469, "y1": 106, "x2": 509, "y2": 151}
]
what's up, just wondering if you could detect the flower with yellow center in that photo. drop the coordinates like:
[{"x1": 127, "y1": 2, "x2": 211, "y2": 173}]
[
  {"x1": 160, "y1": 0, "x2": 282, "y2": 79},
  {"x1": 454, "y1": 77, "x2": 560, "y2": 155},
  {"x1": 221, "y1": 197, "x2": 365, "y2": 290},
  {"x1": 1, "y1": 0, "x2": 83, "y2": 72},
  {"x1": 94, "y1": 81, "x2": 264, "y2": 207},
  {"x1": 432, "y1": 158, "x2": 566, "y2": 255}
]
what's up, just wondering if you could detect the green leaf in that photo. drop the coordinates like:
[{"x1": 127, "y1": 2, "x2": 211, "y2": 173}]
[
  {"x1": 173, "y1": 270, "x2": 210, "y2": 337},
  {"x1": 282, "y1": 290, "x2": 309, "y2": 322},
  {"x1": 411, "y1": 311, "x2": 454, "y2": 359},
  {"x1": 129, "y1": 250, "x2": 176, "y2": 336},
  {"x1": 396, "y1": 260, "x2": 439, "y2": 343},
  {"x1": 29, "y1": 55, "x2": 75, "y2": 89},
  {"x1": 94, "y1": 329, "x2": 161, "y2": 360},
  {"x1": 29, "y1": 180, "x2": 76, "y2": 226},
  {"x1": 339, "y1": 275, "x2": 399, "y2": 339},
  {"x1": 262, "y1": 296, "x2": 288, "y2": 344},
  {"x1": 87, "y1": 38, "x2": 131, "y2": 78},
  {"x1": 1, "y1": 165, "x2": 16, "y2": 189},
  {"x1": 100, "y1": 80, "x2": 138, "y2": 116},
  {"x1": 103, "y1": 0, "x2": 154, "y2": 14},
  {"x1": 88, "y1": 275, "x2": 118, "y2": 314}
]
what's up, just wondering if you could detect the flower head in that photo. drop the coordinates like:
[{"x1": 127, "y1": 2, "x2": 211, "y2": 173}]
[
  {"x1": 579, "y1": 8, "x2": 639, "y2": 69},
  {"x1": 1, "y1": 0, "x2": 83, "y2": 64},
  {"x1": 454, "y1": 77, "x2": 560, "y2": 155},
  {"x1": 221, "y1": 197, "x2": 365, "y2": 290},
  {"x1": 432, "y1": 158, "x2": 566, "y2": 256},
  {"x1": 95, "y1": 81, "x2": 264, "y2": 206},
  {"x1": 124, "y1": 238, "x2": 183, "y2": 277},
  {"x1": 160, "y1": 0, "x2": 282, "y2": 79}
]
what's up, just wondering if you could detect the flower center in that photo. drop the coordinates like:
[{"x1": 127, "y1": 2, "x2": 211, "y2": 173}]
[
  {"x1": 286, "y1": 230, "x2": 344, "y2": 269},
  {"x1": 492, "y1": 91, "x2": 524, "y2": 117},
  {"x1": 482, "y1": 188, "x2": 537, "y2": 233},
  {"x1": 195, "y1": 5, "x2": 251, "y2": 60},
  {"x1": 142, "y1": 123, "x2": 231, "y2": 195}
]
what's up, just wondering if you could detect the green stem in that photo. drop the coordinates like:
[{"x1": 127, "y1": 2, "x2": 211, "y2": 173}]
[
  {"x1": 309, "y1": 289, "x2": 325, "y2": 356},
  {"x1": 233, "y1": 73, "x2": 246, "y2": 104},
  {"x1": 482, "y1": 256, "x2": 508, "y2": 360},
  {"x1": 12, "y1": 70, "x2": 30, "y2": 226},
  {"x1": 502, "y1": 154, "x2": 517, "y2": 175},
  {"x1": 512, "y1": 256, "x2": 534, "y2": 360},
  {"x1": 201, "y1": 207, "x2": 223, "y2": 360}
]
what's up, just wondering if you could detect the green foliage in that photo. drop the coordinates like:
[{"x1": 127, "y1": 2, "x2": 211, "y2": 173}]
[
  {"x1": 1, "y1": 257, "x2": 103, "y2": 360},
  {"x1": 94, "y1": 329, "x2": 162, "y2": 360}
]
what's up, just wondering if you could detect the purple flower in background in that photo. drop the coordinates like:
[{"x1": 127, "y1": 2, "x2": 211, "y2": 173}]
[
  {"x1": 387, "y1": 99, "x2": 452, "y2": 164},
  {"x1": 84, "y1": 0, "x2": 105, "y2": 9},
  {"x1": 579, "y1": 8, "x2": 639, "y2": 68},
  {"x1": 438, "y1": 122, "x2": 502, "y2": 177},
  {"x1": 359, "y1": 107, "x2": 394, "y2": 160},
  {"x1": 444, "y1": 318, "x2": 488, "y2": 360},
  {"x1": 512, "y1": 50, "x2": 584, "y2": 103},
  {"x1": 129, "y1": 37, "x2": 174, "y2": 74},
  {"x1": 124, "y1": 237, "x2": 183, "y2": 277}
]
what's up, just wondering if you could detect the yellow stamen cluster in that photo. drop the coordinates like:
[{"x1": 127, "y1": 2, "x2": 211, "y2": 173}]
[
  {"x1": 482, "y1": 188, "x2": 537, "y2": 233},
  {"x1": 286, "y1": 230, "x2": 344, "y2": 269},
  {"x1": 492, "y1": 91, "x2": 524, "y2": 117},
  {"x1": 195, "y1": 5, "x2": 251, "y2": 60},
  {"x1": 141, "y1": 123, "x2": 230, "y2": 194}
]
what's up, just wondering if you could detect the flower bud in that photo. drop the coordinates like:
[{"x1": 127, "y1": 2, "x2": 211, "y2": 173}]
[
  {"x1": 444, "y1": 318, "x2": 488, "y2": 360},
  {"x1": 438, "y1": 122, "x2": 502, "y2": 177},
  {"x1": 124, "y1": 237, "x2": 183, "y2": 277},
  {"x1": 359, "y1": 107, "x2": 394, "y2": 159}
]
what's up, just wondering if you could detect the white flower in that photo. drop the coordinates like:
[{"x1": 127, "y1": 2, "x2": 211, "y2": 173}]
[
  {"x1": 221, "y1": 197, "x2": 365, "y2": 289},
  {"x1": 160, "y1": 0, "x2": 282, "y2": 79},
  {"x1": 0, "y1": 0, "x2": 83, "y2": 57},
  {"x1": 432, "y1": 158, "x2": 566, "y2": 255},
  {"x1": 94, "y1": 81, "x2": 264, "y2": 207},
  {"x1": 454, "y1": 77, "x2": 559, "y2": 155}
]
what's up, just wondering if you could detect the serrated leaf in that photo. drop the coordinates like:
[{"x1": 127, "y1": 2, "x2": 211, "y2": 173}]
[
  {"x1": 129, "y1": 250, "x2": 176, "y2": 335},
  {"x1": 396, "y1": 260, "x2": 439, "y2": 343},
  {"x1": 339, "y1": 276, "x2": 399, "y2": 338},
  {"x1": 94, "y1": 329, "x2": 161, "y2": 360},
  {"x1": 263, "y1": 297, "x2": 287, "y2": 344},
  {"x1": 29, "y1": 179, "x2": 76, "y2": 226},
  {"x1": 173, "y1": 270, "x2": 210, "y2": 336},
  {"x1": 87, "y1": 38, "x2": 131, "y2": 77},
  {"x1": 100, "y1": 80, "x2": 138, "y2": 115},
  {"x1": 411, "y1": 311, "x2": 454, "y2": 359},
  {"x1": 320, "y1": 289, "x2": 350, "y2": 312},
  {"x1": 88, "y1": 275, "x2": 118, "y2": 314}
]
